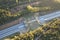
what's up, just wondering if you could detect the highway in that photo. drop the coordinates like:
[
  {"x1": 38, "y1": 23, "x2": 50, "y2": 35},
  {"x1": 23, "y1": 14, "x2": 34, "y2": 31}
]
[
  {"x1": 0, "y1": 11, "x2": 60, "y2": 39},
  {"x1": 0, "y1": 22, "x2": 27, "y2": 39},
  {"x1": 38, "y1": 11, "x2": 60, "y2": 24},
  {"x1": 27, "y1": 11, "x2": 60, "y2": 24}
]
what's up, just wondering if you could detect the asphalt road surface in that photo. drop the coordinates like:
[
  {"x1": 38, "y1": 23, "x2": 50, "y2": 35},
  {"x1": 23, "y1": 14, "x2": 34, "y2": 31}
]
[{"x1": 0, "y1": 11, "x2": 60, "y2": 39}]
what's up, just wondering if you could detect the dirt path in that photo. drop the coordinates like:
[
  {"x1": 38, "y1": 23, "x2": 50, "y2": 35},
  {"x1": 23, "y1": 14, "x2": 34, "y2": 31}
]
[{"x1": 10, "y1": 1, "x2": 41, "y2": 13}]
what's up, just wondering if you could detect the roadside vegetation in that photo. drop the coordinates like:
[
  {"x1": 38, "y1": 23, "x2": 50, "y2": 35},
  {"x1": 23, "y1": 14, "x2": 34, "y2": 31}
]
[
  {"x1": 0, "y1": 0, "x2": 38, "y2": 9},
  {"x1": 54, "y1": 0, "x2": 60, "y2": 3},
  {"x1": 0, "y1": 0, "x2": 60, "y2": 25},
  {"x1": 0, "y1": 9, "x2": 21, "y2": 25},
  {"x1": 4, "y1": 18, "x2": 60, "y2": 40},
  {"x1": 27, "y1": 5, "x2": 52, "y2": 12}
]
